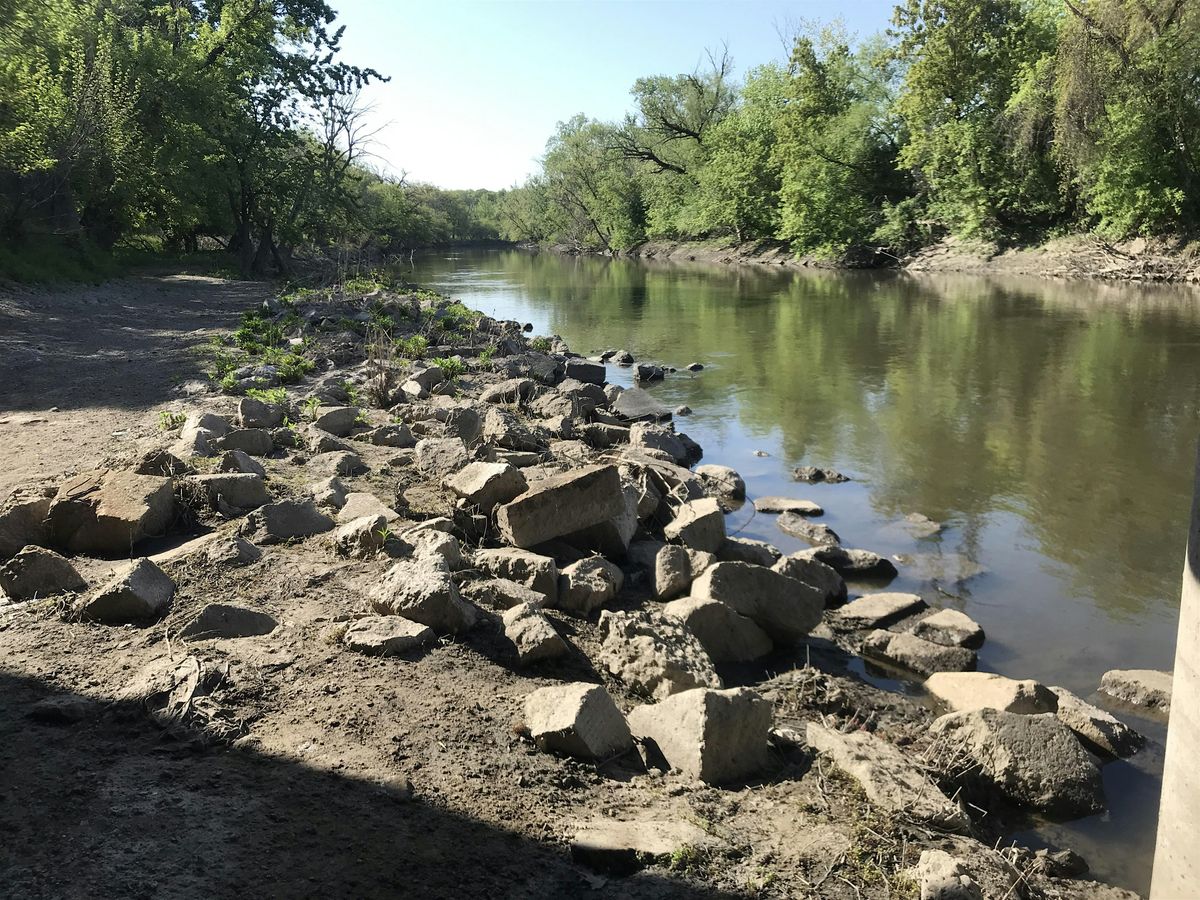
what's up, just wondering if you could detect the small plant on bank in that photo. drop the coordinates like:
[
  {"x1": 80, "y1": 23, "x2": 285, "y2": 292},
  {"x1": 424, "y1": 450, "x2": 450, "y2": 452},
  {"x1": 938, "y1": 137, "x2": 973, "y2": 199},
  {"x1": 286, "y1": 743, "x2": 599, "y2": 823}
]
[
  {"x1": 219, "y1": 371, "x2": 240, "y2": 393},
  {"x1": 246, "y1": 386, "x2": 288, "y2": 405},
  {"x1": 395, "y1": 334, "x2": 428, "y2": 359},
  {"x1": 430, "y1": 355, "x2": 466, "y2": 380},
  {"x1": 158, "y1": 410, "x2": 187, "y2": 431},
  {"x1": 301, "y1": 396, "x2": 321, "y2": 420},
  {"x1": 477, "y1": 346, "x2": 495, "y2": 365},
  {"x1": 529, "y1": 336, "x2": 552, "y2": 352}
]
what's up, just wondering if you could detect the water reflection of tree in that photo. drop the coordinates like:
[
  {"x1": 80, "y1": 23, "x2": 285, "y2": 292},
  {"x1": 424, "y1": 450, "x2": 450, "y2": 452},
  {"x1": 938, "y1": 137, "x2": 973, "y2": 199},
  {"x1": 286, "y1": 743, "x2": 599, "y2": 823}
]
[{"x1": 417, "y1": 250, "x2": 1200, "y2": 621}]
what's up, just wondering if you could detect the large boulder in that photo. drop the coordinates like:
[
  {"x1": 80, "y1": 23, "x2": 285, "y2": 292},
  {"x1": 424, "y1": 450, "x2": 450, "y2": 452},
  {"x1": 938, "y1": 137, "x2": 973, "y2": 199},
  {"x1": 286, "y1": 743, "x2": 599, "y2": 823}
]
[
  {"x1": 930, "y1": 708, "x2": 1104, "y2": 817},
  {"x1": 690, "y1": 562, "x2": 823, "y2": 644},
  {"x1": 829, "y1": 592, "x2": 926, "y2": 630},
  {"x1": 661, "y1": 596, "x2": 772, "y2": 662},
  {"x1": 716, "y1": 537, "x2": 780, "y2": 567},
  {"x1": 46, "y1": 470, "x2": 175, "y2": 556},
  {"x1": 663, "y1": 498, "x2": 725, "y2": 553},
  {"x1": 0, "y1": 546, "x2": 86, "y2": 600},
  {"x1": 806, "y1": 723, "x2": 970, "y2": 831},
  {"x1": 443, "y1": 461, "x2": 528, "y2": 513},
  {"x1": 79, "y1": 559, "x2": 175, "y2": 623},
  {"x1": 241, "y1": 498, "x2": 334, "y2": 544},
  {"x1": 627, "y1": 687, "x2": 771, "y2": 785},
  {"x1": 598, "y1": 609, "x2": 721, "y2": 699},
  {"x1": 1099, "y1": 669, "x2": 1172, "y2": 715},
  {"x1": 611, "y1": 386, "x2": 672, "y2": 422},
  {"x1": 564, "y1": 359, "x2": 605, "y2": 385},
  {"x1": 524, "y1": 682, "x2": 633, "y2": 760},
  {"x1": 861, "y1": 629, "x2": 976, "y2": 675},
  {"x1": 0, "y1": 488, "x2": 52, "y2": 561},
  {"x1": 502, "y1": 602, "x2": 569, "y2": 664},
  {"x1": 495, "y1": 464, "x2": 624, "y2": 548},
  {"x1": 556, "y1": 556, "x2": 624, "y2": 616},
  {"x1": 771, "y1": 554, "x2": 847, "y2": 607},
  {"x1": 1049, "y1": 686, "x2": 1143, "y2": 758},
  {"x1": 473, "y1": 548, "x2": 559, "y2": 603},
  {"x1": 925, "y1": 672, "x2": 1057, "y2": 715},
  {"x1": 369, "y1": 556, "x2": 477, "y2": 634}
]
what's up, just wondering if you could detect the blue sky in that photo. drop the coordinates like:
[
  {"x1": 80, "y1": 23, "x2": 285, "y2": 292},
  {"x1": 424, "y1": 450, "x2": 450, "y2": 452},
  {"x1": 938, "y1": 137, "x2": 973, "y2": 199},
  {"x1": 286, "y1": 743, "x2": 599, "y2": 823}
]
[{"x1": 336, "y1": 0, "x2": 898, "y2": 190}]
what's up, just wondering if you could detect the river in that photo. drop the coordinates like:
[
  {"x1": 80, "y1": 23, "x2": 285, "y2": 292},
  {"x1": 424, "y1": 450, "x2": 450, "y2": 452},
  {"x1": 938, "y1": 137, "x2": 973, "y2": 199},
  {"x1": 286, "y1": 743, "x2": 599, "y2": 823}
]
[{"x1": 406, "y1": 247, "x2": 1200, "y2": 894}]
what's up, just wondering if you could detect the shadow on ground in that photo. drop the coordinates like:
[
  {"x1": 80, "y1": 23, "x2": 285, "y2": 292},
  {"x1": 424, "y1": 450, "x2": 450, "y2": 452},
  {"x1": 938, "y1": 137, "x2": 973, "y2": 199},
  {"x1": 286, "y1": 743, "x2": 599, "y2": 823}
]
[{"x1": 0, "y1": 669, "x2": 736, "y2": 899}]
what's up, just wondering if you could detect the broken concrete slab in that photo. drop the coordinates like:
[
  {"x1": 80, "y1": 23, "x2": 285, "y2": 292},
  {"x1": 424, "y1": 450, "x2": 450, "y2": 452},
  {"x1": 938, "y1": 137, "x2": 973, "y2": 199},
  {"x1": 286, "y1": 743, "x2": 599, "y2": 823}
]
[
  {"x1": 611, "y1": 387, "x2": 672, "y2": 422},
  {"x1": 336, "y1": 492, "x2": 400, "y2": 523},
  {"x1": 0, "y1": 546, "x2": 86, "y2": 600},
  {"x1": 46, "y1": 469, "x2": 175, "y2": 557},
  {"x1": 313, "y1": 406, "x2": 362, "y2": 437},
  {"x1": 777, "y1": 513, "x2": 840, "y2": 546},
  {"x1": 925, "y1": 672, "x2": 1058, "y2": 715},
  {"x1": 213, "y1": 427, "x2": 274, "y2": 456},
  {"x1": 524, "y1": 682, "x2": 633, "y2": 760},
  {"x1": 369, "y1": 556, "x2": 478, "y2": 634},
  {"x1": 690, "y1": 562, "x2": 823, "y2": 644},
  {"x1": 215, "y1": 448, "x2": 267, "y2": 478},
  {"x1": 495, "y1": 464, "x2": 624, "y2": 549},
  {"x1": 806, "y1": 722, "x2": 970, "y2": 832},
  {"x1": 694, "y1": 464, "x2": 746, "y2": 501},
  {"x1": 716, "y1": 536, "x2": 780, "y2": 567},
  {"x1": 598, "y1": 609, "x2": 721, "y2": 700},
  {"x1": 333, "y1": 514, "x2": 389, "y2": 559},
  {"x1": 661, "y1": 596, "x2": 773, "y2": 663},
  {"x1": 829, "y1": 592, "x2": 927, "y2": 630},
  {"x1": 186, "y1": 473, "x2": 271, "y2": 510},
  {"x1": 627, "y1": 687, "x2": 771, "y2": 785},
  {"x1": 0, "y1": 488, "x2": 52, "y2": 561},
  {"x1": 342, "y1": 615, "x2": 436, "y2": 656}
]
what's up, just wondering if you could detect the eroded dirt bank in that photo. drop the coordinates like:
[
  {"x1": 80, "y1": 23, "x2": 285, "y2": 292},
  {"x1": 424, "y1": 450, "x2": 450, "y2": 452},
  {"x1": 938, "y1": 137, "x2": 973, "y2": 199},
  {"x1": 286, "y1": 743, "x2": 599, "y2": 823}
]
[{"x1": 0, "y1": 274, "x2": 1155, "y2": 899}]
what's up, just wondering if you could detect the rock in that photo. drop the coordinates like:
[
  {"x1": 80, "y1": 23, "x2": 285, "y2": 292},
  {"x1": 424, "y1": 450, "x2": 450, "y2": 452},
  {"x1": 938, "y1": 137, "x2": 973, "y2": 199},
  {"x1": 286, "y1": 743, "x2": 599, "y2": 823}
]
[
  {"x1": 911, "y1": 850, "x2": 984, "y2": 900},
  {"x1": 690, "y1": 562, "x2": 823, "y2": 644},
  {"x1": 502, "y1": 602, "x2": 568, "y2": 664},
  {"x1": 611, "y1": 386, "x2": 672, "y2": 422},
  {"x1": 46, "y1": 470, "x2": 175, "y2": 556},
  {"x1": 862, "y1": 629, "x2": 977, "y2": 675},
  {"x1": 523, "y1": 682, "x2": 633, "y2": 760},
  {"x1": 627, "y1": 687, "x2": 771, "y2": 784},
  {"x1": 571, "y1": 818, "x2": 713, "y2": 876},
  {"x1": 661, "y1": 596, "x2": 772, "y2": 662},
  {"x1": 241, "y1": 498, "x2": 335, "y2": 544},
  {"x1": 238, "y1": 396, "x2": 284, "y2": 429},
  {"x1": 716, "y1": 536, "x2": 780, "y2": 566},
  {"x1": 556, "y1": 556, "x2": 624, "y2": 616},
  {"x1": 270, "y1": 426, "x2": 298, "y2": 449},
  {"x1": 629, "y1": 423, "x2": 691, "y2": 465},
  {"x1": 654, "y1": 544, "x2": 691, "y2": 600},
  {"x1": 336, "y1": 492, "x2": 399, "y2": 523},
  {"x1": 369, "y1": 556, "x2": 477, "y2": 634},
  {"x1": 0, "y1": 489, "x2": 52, "y2": 561},
  {"x1": 613, "y1": 349, "x2": 635, "y2": 365},
  {"x1": 186, "y1": 473, "x2": 271, "y2": 510},
  {"x1": 830, "y1": 592, "x2": 927, "y2": 630},
  {"x1": 800, "y1": 546, "x2": 899, "y2": 580},
  {"x1": 215, "y1": 449, "x2": 267, "y2": 478},
  {"x1": 310, "y1": 450, "x2": 366, "y2": 477},
  {"x1": 482, "y1": 406, "x2": 544, "y2": 453},
  {"x1": 580, "y1": 422, "x2": 630, "y2": 449},
  {"x1": 925, "y1": 672, "x2": 1058, "y2": 714},
  {"x1": 473, "y1": 548, "x2": 559, "y2": 603},
  {"x1": 1049, "y1": 686, "x2": 1144, "y2": 758},
  {"x1": 556, "y1": 479, "x2": 640, "y2": 558},
  {"x1": 26, "y1": 696, "x2": 99, "y2": 725},
  {"x1": 414, "y1": 437, "x2": 470, "y2": 477},
  {"x1": 310, "y1": 476, "x2": 348, "y2": 509},
  {"x1": 675, "y1": 405, "x2": 691, "y2": 416},
  {"x1": 407, "y1": 529, "x2": 464, "y2": 569},
  {"x1": 806, "y1": 723, "x2": 971, "y2": 831},
  {"x1": 691, "y1": 464, "x2": 746, "y2": 502},
  {"x1": 360, "y1": 423, "x2": 415, "y2": 448},
  {"x1": 313, "y1": 406, "x2": 361, "y2": 437},
  {"x1": 79, "y1": 559, "x2": 175, "y2": 623},
  {"x1": 777, "y1": 513, "x2": 840, "y2": 546},
  {"x1": 686, "y1": 362, "x2": 703, "y2": 372},
  {"x1": 910, "y1": 609, "x2": 985, "y2": 648},
  {"x1": 460, "y1": 577, "x2": 548, "y2": 610},
  {"x1": 204, "y1": 536, "x2": 262, "y2": 566},
  {"x1": 902, "y1": 512, "x2": 943, "y2": 539},
  {"x1": 754, "y1": 496, "x2": 823, "y2": 515},
  {"x1": 443, "y1": 462, "x2": 528, "y2": 512},
  {"x1": 333, "y1": 514, "x2": 389, "y2": 558},
  {"x1": 134, "y1": 448, "x2": 193, "y2": 477},
  {"x1": 409, "y1": 365, "x2": 446, "y2": 392},
  {"x1": 930, "y1": 708, "x2": 1104, "y2": 817},
  {"x1": 444, "y1": 406, "x2": 483, "y2": 445},
  {"x1": 663, "y1": 497, "x2": 725, "y2": 553},
  {"x1": 771, "y1": 554, "x2": 847, "y2": 607},
  {"x1": 304, "y1": 425, "x2": 354, "y2": 454},
  {"x1": 1098, "y1": 668, "x2": 1172, "y2": 714},
  {"x1": 342, "y1": 616, "x2": 435, "y2": 656},
  {"x1": 634, "y1": 363, "x2": 664, "y2": 382},
  {"x1": 214, "y1": 427, "x2": 274, "y2": 456},
  {"x1": 598, "y1": 609, "x2": 721, "y2": 699},
  {"x1": 564, "y1": 359, "x2": 605, "y2": 385},
  {"x1": 792, "y1": 466, "x2": 850, "y2": 483},
  {"x1": 495, "y1": 464, "x2": 624, "y2": 548},
  {"x1": 179, "y1": 603, "x2": 278, "y2": 640},
  {"x1": 0, "y1": 546, "x2": 86, "y2": 600},
  {"x1": 480, "y1": 378, "x2": 536, "y2": 404}
]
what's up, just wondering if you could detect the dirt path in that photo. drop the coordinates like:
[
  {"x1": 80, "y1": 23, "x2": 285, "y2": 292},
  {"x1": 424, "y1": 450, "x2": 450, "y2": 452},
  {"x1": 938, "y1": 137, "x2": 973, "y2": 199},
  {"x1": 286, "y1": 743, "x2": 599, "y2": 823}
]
[{"x1": 0, "y1": 274, "x2": 269, "y2": 496}]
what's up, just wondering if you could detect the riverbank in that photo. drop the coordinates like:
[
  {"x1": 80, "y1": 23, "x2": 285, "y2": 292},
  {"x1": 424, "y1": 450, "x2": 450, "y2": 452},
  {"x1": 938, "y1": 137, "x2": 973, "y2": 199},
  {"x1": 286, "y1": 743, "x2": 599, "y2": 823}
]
[
  {"x1": 590, "y1": 234, "x2": 1200, "y2": 284},
  {"x1": 0, "y1": 273, "x2": 1160, "y2": 898}
]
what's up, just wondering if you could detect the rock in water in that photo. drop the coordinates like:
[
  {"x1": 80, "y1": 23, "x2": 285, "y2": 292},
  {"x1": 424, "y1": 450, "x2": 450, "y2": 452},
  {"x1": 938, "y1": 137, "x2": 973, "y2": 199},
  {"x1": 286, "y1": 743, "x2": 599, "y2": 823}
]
[
  {"x1": 792, "y1": 466, "x2": 850, "y2": 483},
  {"x1": 1049, "y1": 686, "x2": 1143, "y2": 758},
  {"x1": 771, "y1": 554, "x2": 847, "y2": 607},
  {"x1": 753, "y1": 496, "x2": 823, "y2": 515},
  {"x1": 777, "y1": 513, "x2": 840, "y2": 546},
  {"x1": 694, "y1": 464, "x2": 746, "y2": 501},
  {"x1": 861, "y1": 629, "x2": 976, "y2": 675},
  {"x1": 369, "y1": 556, "x2": 477, "y2": 634},
  {"x1": 1098, "y1": 668, "x2": 1172, "y2": 715},
  {"x1": 495, "y1": 464, "x2": 624, "y2": 548},
  {"x1": 626, "y1": 687, "x2": 771, "y2": 785},
  {"x1": 79, "y1": 559, "x2": 175, "y2": 624},
  {"x1": 930, "y1": 708, "x2": 1104, "y2": 817},
  {"x1": 598, "y1": 609, "x2": 721, "y2": 699},
  {"x1": 925, "y1": 672, "x2": 1058, "y2": 715},
  {"x1": 523, "y1": 682, "x2": 633, "y2": 760},
  {"x1": 910, "y1": 608, "x2": 985, "y2": 648},
  {"x1": 830, "y1": 592, "x2": 926, "y2": 630},
  {"x1": 806, "y1": 723, "x2": 970, "y2": 832},
  {"x1": 46, "y1": 469, "x2": 175, "y2": 557},
  {"x1": 0, "y1": 546, "x2": 86, "y2": 600}
]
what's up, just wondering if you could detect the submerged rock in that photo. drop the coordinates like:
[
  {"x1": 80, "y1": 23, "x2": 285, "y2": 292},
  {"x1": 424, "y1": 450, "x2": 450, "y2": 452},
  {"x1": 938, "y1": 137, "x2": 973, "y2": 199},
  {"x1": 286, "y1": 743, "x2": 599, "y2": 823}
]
[
  {"x1": 1099, "y1": 668, "x2": 1172, "y2": 715},
  {"x1": 777, "y1": 513, "x2": 840, "y2": 546},
  {"x1": 792, "y1": 466, "x2": 850, "y2": 483},
  {"x1": 861, "y1": 629, "x2": 976, "y2": 675}
]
